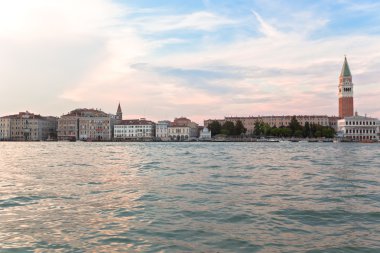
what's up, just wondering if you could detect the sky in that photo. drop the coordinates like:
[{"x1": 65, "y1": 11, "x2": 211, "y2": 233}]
[{"x1": 1, "y1": 0, "x2": 380, "y2": 124}]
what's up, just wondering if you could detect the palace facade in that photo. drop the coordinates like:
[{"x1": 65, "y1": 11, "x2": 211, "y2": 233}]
[
  {"x1": 0, "y1": 112, "x2": 57, "y2": 141},
  {"x1": 58, "y1": 108, "x2": 115, "y2": 141},
  {"x1": 337, "y1": 114, "x2": 379, "y2": 141},
  {"x1": 114, "y1": 118, "x2": 155, "y2": 140}
]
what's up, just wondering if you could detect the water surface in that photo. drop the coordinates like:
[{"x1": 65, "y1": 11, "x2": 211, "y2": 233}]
[{"x1": 0, "y1": 142, "x2": 379, "y2": 252}]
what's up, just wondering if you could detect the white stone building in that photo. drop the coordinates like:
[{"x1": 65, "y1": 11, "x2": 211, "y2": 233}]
[
  {"x1": 114, "y1": 119, "x2": 155, "y2": 140},
  {"x1": 168, "y1": 126, "x2": 191, "y2": 141},
  {"x1": 155, "y1": 120, "x2": 170, "y2": 140},
  {"x1": 337, "y1": 114, "x2": 379, "y2": 141},
  {"x1": 199, "y1": 127, "x2": 212, "y2": 140},
  {"x1": 167, "y1": 117, "x2": 199, "y2": 141}
]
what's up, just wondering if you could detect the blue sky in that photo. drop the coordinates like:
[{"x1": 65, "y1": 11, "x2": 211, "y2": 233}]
[{"x1": 0, "y1": 0, "x2": 379, "y2": 123}]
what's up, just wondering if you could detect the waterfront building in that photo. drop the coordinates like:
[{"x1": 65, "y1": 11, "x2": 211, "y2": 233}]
[
  {"x1": 114, "y1": 118, "x2": 155, "y2": 140},
  {"x1": 199, "y1": 127, "x2": 212, "y2": 140},
  {"x1": 337, "y1": 113, "x2": 379, "y2": 141},
  {"x1": 58, "y1": 108, "x2": 115, "y2": 141},
  {"x1": 0, "y1": 111, "x2": 57, "y2": 141},
  {"x1": 0, "y1": 117, "x2": 11, "y2": 140},
  {"x1": 168, "y1": 126, "x2": 191, "y2": 141},
  {"x1": 204, "y1": 115, "x2": 336, "y2": 135},
  {"x1": 168, "y1": 117, "x2": 199, "y2": 140},
  {"x1": 155, "y1": 120, "x2": 170, "y2": 141},
  {"x1": 339, "y1": 56, "x2": 354, "y2": 119},
  {"x1": 79, "y1": 113, "x2": 114, "y2": 141},
  {"x1": 57, "y1": 112, "x2": 80, "y2": 141},
  {"x1": 174, "y1": 117, "x2": 199, "y2": 138}
]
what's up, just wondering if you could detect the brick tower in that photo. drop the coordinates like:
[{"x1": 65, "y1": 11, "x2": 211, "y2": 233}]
[{"x1": 338, "y1": 56, "x2": 354, "y2": 118}]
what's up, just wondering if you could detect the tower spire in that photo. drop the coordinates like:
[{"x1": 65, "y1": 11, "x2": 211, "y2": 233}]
[
  {"x1": 116, "y1": 102, "x2": 122, "y2": 122},
  {"x1": 117, "y1": 102, "x2": 122, "y2": 114},
  {"x1": 340, "y1": 56, "x2": 352, "y2": 77}
]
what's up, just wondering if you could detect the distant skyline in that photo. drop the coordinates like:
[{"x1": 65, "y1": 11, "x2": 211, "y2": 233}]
[{"x1": 1, "y1": 0, "x2": 380, "y2": 124}]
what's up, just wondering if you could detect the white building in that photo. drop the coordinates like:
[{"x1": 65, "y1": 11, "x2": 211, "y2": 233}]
[
  {"x1": 114, "y1": 119, "x2": 155, "y2": 140},
  {"x1": 199, "y1": 127, "x2": 212, "y2": 140},
  {"x1": 337, "y1": 114, "x2": 379, "y2": 141},
  {"x1": 168, "y1": 126, "x2": 191, "y2": 141},
  {"x1": 156, "y1": 120, "x2": 170, "y2": 141},
  {"x1": 167, "y1": 117, "x2": 199, "y2": 141}
]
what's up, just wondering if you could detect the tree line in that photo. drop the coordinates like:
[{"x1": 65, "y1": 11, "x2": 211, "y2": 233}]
[
  {"x1": 208, "y1": 116, "x2": 335, "y2": 138},
  {"x1": 207, "y1": 120, "x2": 247, "y2": 136}
]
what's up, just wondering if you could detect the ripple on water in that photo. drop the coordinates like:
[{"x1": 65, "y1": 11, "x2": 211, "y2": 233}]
[
  {"x1": 0, "y1": 195, "x2": 55, "y2": 208},
  {"x1": 206, "y1": 238, "x2": 263, "y2": 253},
  {"x1": 114, "y1": 207, "x2": 144, "y2": 218},
  {"x1": 0, "y1": 142, "x2": 379, "y2": 252},
  {"x1": 272, "y1": 208, "x2": 380, "y2": 226},
  {"x1": 306, "y1": 247, "x2": 380, "y2": 253}
]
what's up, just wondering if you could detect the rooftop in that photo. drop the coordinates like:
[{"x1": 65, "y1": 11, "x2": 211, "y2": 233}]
[
  {"x1": 0, "y1": 111, "x2": 51, "y2": 120},
  {"x1": 62, "y1": 108, "x2": 109, "y2": 117},
  {"x1": 340, "y1": 56, "x2": 352, "y2": 77},
  {"x1": 118, "y1": 119, "x2": 155, "y2": 126}
]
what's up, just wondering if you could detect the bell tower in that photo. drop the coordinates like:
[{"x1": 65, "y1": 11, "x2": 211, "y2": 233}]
[
  {"x1": 338, "y1": 56, "x2": 354, "y2": 118},
  {"x1": 116, "y1": 102, "x2": 122, "y2": 123}
]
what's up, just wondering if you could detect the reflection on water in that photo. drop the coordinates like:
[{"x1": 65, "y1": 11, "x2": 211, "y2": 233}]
[{"x1": 0, "y1": 142, "x2": 379, "y2": 252}]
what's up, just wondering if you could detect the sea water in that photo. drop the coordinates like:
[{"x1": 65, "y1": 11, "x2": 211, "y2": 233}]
[{"x1": 0, "y1": 142, "x2": 379, "y2": 252}]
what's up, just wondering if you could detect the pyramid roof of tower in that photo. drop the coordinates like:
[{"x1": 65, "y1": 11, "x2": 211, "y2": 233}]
[{"x1": 340, "y1": 56, "x2": 352, "y2": 77}]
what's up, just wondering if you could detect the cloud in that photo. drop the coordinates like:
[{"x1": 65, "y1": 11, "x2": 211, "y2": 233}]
[
  {"x1": 0, "y1": 0, "x2": 379, "y2": 123},
  {"x1": 130, "y1": 11, "x2": 237, "y2": 33},
  {"x1": 0, "y1": 0, "x2": 126, "y2": 40},
  {"x1": 0, "y1": 0, "x2": 149, "y2": 115},
  {"x1": 252, "y1": 11, "x2": 281, "y2": 38}
]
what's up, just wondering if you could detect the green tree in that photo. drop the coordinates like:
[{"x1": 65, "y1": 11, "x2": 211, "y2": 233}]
[
  {"x1": 254, "y1": 120, "x2": 262, "y2": 136},
  {"x1": 222, "y1": 121, "x2": 235, "y2": 136},
  {"x1": 271, "y1": 126, "x2": 280, "y2": 137},
  {"x1": 309, "y1": 123, "x2": 317, "y2": 137},
  {"x1": 208, "y1": 121, "x2": 222, "y2": 136},
  {"x1": 294, "y1": 129, "x2": 303, "y2": 138},
  {"x1": 263, "y1": 123, "x2": 271, "y2": 136},
  {"x1": 289, "y1": 116, "x2": 302, "y2": 136},
  {"x1": 321, "y1": 127, "x2": 335, "y2": 138},
  {"x1": 234, "y1": 120, "x2": 247, "y2": 136},
  {"x1": 303, "y1": 122, "x2": 311, "y2": 138},
  {"x1": 281, "y1": 128, "x2": 292, "y2": 137}
]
